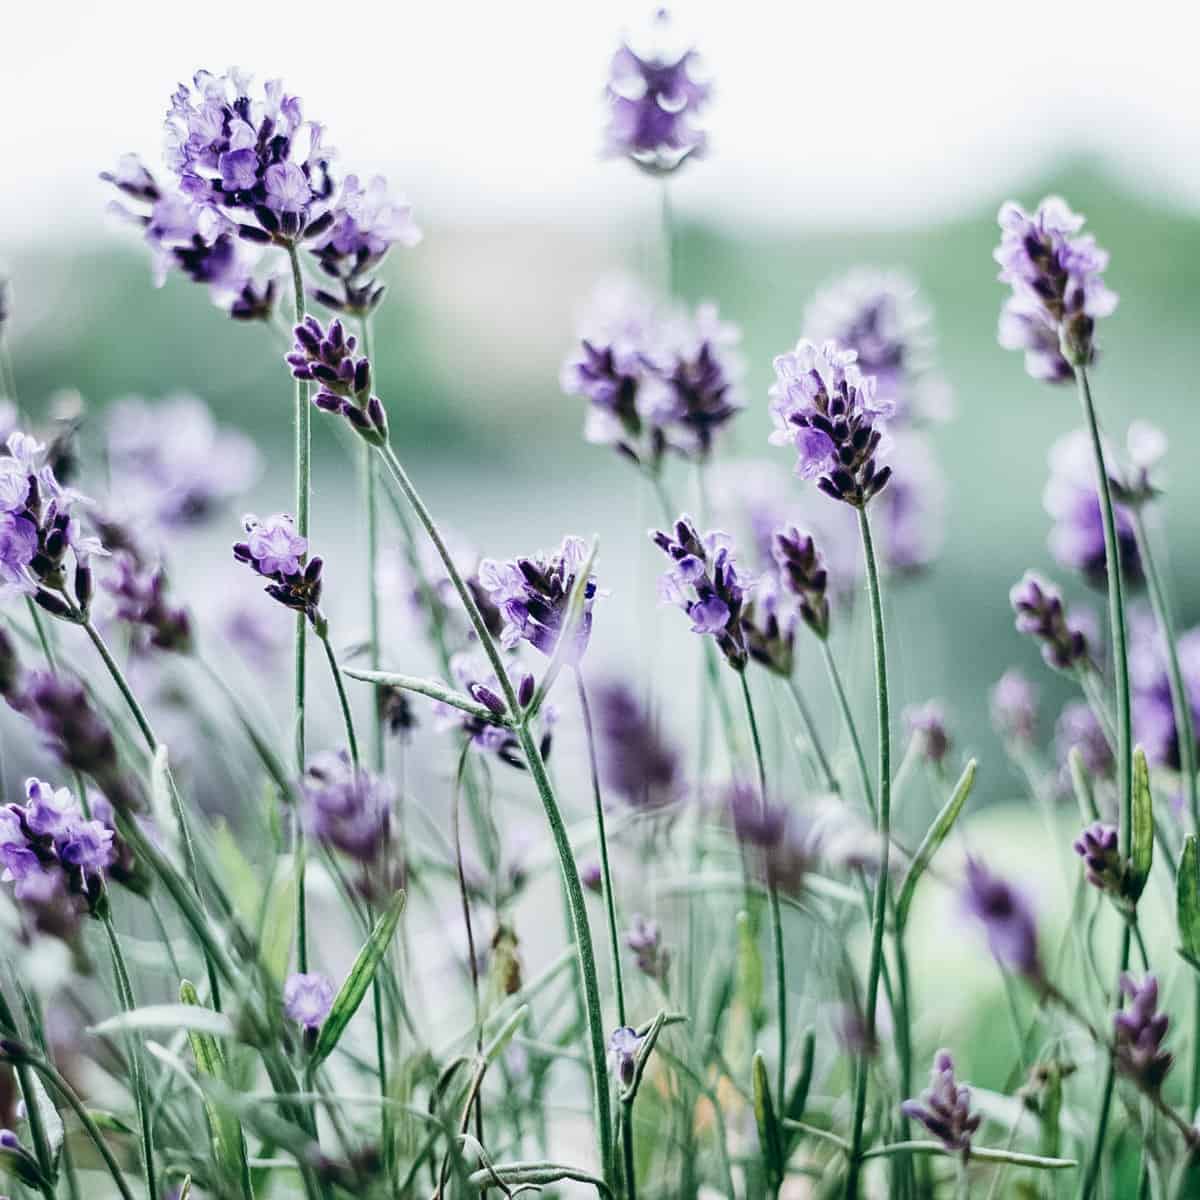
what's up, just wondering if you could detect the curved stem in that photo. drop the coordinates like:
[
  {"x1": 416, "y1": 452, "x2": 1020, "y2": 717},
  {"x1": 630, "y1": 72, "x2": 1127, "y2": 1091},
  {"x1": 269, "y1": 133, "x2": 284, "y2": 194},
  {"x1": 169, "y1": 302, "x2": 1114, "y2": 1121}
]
[
  {"x1": 845, "y1": 507, "x2": 892, "y2": 1199},
  {"x1": 741, "y1": 671, "x2": 787, "y2": 1109},
  {"x1": 820, "y1": 640, "x2": 875, "y2": 816},
  {"x1": 318, "y1": 631, "x2": 360, "y2": 769},
  {"x1": 287, "y1": 244, "x2": 312, "y2": 974}
]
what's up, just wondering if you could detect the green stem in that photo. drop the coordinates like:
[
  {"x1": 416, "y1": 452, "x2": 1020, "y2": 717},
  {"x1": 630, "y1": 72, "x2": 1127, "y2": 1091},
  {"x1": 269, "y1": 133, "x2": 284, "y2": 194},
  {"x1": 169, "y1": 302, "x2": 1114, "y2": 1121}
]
[
  {"x1": 845, "y1": 507, "x2": 892, "y2": 1200},
  {"x1": 784, "y1": 674, "x2": 840, "y2": 795},
  {"x1": 622, "y1": 1105, "x2": 637, "y2": 1200},
  {"x1": 319, "y1": 630, "x2": 360, "y2": 769},
  {"x1": 741, "y1": 672, "x2": 787, "y2": 1108},
  {"x1": 103, "y1": 910, "x2": 156, "y2": 1200},
  {"x1": 287, "y1": 244, "x2": 312, "y2": 975},
  {"x1": 359, "y1": 315, "x2": 386, "y2": 775},
  {"x1": 820, "y1": 640, "x2": 876, "y2": 816}
]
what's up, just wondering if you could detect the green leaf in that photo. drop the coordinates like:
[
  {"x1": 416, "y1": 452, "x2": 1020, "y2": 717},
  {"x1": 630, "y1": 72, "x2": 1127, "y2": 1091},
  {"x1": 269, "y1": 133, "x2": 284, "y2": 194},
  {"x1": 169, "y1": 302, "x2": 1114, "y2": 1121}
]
[
  {"x1": 89, "y1": 1004, "x2": 236, "y2": 1040},
  {"x1": 1178, "y1": 835, "x2": 1200, "y2": 960},
  {"x1": 85, "y1": 1109, "x2": 137, "y2": 1137},
  {"x1": 259, "y1": 866, "x2": 297, "y2": 988},
  {"x1": 735, "y1": 910, "x2": 764, "y2": 1027},
  {"x1": 785, "y1": 1027, "x2": 816, "y2": 1124},
  {"x1": 149, "y1": 743, "x2": 176, "y2": 848},
  {"x1": 896, "y1": 759, "x2": 976, "y2": 929},
  {"x1": 312, "y1": 890, "x2": 406, "y2": 1067},
  {"x1": 180, "y1": 980, "x2": 249, "y2": 1197},
  {"x1": 1069, "y1": 747, "x2": 1099, "y2": 824},
  {"x1": 1126, "y1": 746, "x2": 1154, "y2": 901},
  {"x1": 343, "y1": 670, "x2": 508, "y2": 724},
  {"x1": 752, "y1": 1050, "x2": 784, "y2": 1190}
]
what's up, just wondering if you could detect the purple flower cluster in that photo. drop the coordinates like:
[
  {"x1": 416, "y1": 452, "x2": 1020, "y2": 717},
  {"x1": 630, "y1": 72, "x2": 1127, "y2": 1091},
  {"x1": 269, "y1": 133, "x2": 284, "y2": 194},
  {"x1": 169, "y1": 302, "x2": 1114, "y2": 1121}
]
[
  {"x1": 772, "y1": 525, "x2": 830, "y2": 640},
  {"x1": 302, "y1": 751, "x2": 393, "y2": 896},
  {"x1": 1073, "y1": 821, "x2": 1122, "y2": 895},
  {"x1": 603, "y1": 12, "x2": 710, "y2": 172},
  {"x1": 478, "y1": 536, "x2": 597, "y2": 662},
  {"x1": 1114, "y1": 973, "x2": 1172, "y2": 1091},
  {"x1": 608, "y1": 1025, "x2": 643, "y2": 1088},
  {"x1": 900, "y1": 1049, "x2": 981, "y2": 1154},
  {"x1": 284, "y1": 971, "x2": 335, "y2": 1032},
  {"x1": 561, "y1": 281, "x2": 742, "y2": 468},
  {"x1": 592, "y1": 681, "x2": 679, "y2": 811},
  {"x1": 103, "y1": 552, "x2": 192, "y2": 654},
  {"x1": 728, "y1": 780, "x2": 813, "y2": 896},
  {"x1": 995, "y1": 196, "x2": 1118, "y2": 379},
  {"x1": 963, "y1": 857, "x2": 1041, "y2": 981},
  {"x1": 740, "y1": 574, "x2": 797, "y2": 677},
  {"x1": 105, "y1": 395, "x2": 260, "y2": 529},
  {"x1": 625, "y1": 913, "x2": 670, "y2": 983},
  {"x1": 1055, "y1": 700, "x2": 1113, "y2": 780},
  {"x1": 768, "y1": 340, "x2": 892, "y2": 507},
  {"x1": 652, "y1": 516, "x2": 749, "y2": 671},
  {"x1": 288, "y1": 317, "x2": 388, "y2": 445},
  {"x1": 990, "y1": 669, "x2": 1038, "y2": 744},
  {"x1": 1010, "y1": 571, "x2": 1090, "y2": 672},
  {"x1": 233, "y1": 513, "x2": 324, "y2": 629}
]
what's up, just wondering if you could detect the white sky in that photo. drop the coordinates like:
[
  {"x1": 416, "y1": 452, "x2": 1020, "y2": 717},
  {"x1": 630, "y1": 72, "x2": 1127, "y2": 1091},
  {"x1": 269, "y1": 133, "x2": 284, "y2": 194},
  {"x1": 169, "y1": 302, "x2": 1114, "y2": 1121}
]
[{"x1": 4, "y1": 0, "x2": 1199, "y2": 244}]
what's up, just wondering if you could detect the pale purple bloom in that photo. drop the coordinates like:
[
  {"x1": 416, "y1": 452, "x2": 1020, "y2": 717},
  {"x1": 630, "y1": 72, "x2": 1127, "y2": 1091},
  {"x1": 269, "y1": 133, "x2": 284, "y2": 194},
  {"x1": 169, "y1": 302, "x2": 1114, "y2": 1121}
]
[
  {"x1": 240, "y1": 513, "x2": 305, "y2": 576},
  {"x1": 990, "y1": 669, "x2": 1038, "y2": 743},
  {"x1": 994, "y1": 196, "x2": 1118, "y2": 375},
  {"x1": 1055, "y1": 700, "x2": 1113, "y2": 780},
  {"x1": 103, "y1": 552, "x2": 192, "y2": 653},
  {"x1": 478, "y1": 536, "x2": 597, "y2": 661},
  {"x1": 23, "y1": 779, "x2": 81, "y2": 841},
  {"x1": 603, "y1": 11, "x2": 710, "y2": 172},
  {"x1": 57, "y1": 821, "x2": 115, "y2": 874},
  {"x1": 1114, "y1": 973, "x2": 1173, "y2": 1091},
  {"x1": 1010, "y1": 571, "x2": 1090, "y2": 672},
  {"x1": 608, "y1": 1025, "x2": 642, "y2": 1088},
  {"x1": 0, "y1": 511, "x2": 37, "y2": 596},
  {"x1": 625, "y1": 913, "x2": 670, "y2": 982},
  {"x1": 592, "y1": 681, "x2": 678, "y2": 811},
  {"x1": 900, "y1": 1049, "x2": 981, "y2": 1153},
  {"x1": 728, "y1": 779, "x2": 814, "y2": 896},
  {"x1": 221, "y1": 598, "x2": 288, "y2": 668},
  {"x1": 1073, "y1": 821, "x2": 1122, "y2": 894},
  {"x1": 283, "y1": 972, "x2": 335, "y2": 1030},
  {"x1": 768, "y1": 339, "x2": 892, "y2": 506},
  {"x1": 904, "y1": 701, "x2": 951, "y2": 765},
  {"x1": 302, "y1": 750, "x2": 391, "y2": 868},
  {"x1": 963, "y1": 856, "x2": 1041, "y2": 980}
]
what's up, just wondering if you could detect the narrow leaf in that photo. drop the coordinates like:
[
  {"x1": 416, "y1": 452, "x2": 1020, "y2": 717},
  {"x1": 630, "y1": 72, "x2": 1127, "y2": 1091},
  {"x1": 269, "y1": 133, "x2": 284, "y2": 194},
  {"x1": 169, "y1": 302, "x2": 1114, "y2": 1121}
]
[
  {"x1": 89, "y1": 1004, "x2": 236, "y2": 1040},
  {"x1": 1178, "y1": 835, "x2": 1200, "y2": 960},
  {"x1": 149, "y1": 744, "x2": 176, "y2": 848},
  {"x1": 785, "y1": 1027, "x2": 816, "y2": 1124},
  {"x1": 312, "y1": 890, "x2": 406, "y2": 1067},
  {"x1": 1126, "y1": 746, "x2": 1153, "y2": 901},
  {"x1": 752, "y1": 1050, "x2": 785, "y2": 1190},
  {"x1": 343, "y1": 670, "x2": 507, "y2": 724},
  {"x1": 897, "y1": 758, "x2": 976, "y2": 928}
]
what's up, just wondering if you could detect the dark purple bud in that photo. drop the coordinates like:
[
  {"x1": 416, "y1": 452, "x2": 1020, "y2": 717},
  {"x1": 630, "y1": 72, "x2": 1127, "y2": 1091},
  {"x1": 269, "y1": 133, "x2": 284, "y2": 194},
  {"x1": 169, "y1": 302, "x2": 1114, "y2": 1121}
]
[
  {"x1": 302, "y1": 210, "x2": 335, "y2": 241},
  {"x1": 33, "y1": 590, "x2": 73, "y2": 620},
  {"x1": 366, "y1": 395, "x2": 387, "y2": 437},
  {"x1": 469, "y1": 683, "x2": 507, "y2": 717},
  {"x1": 313, "y1": 391, "x2": 342, "y2": 412},
  {"x1": 517, "y1": 672, "x2": 535, "y2": 707}
]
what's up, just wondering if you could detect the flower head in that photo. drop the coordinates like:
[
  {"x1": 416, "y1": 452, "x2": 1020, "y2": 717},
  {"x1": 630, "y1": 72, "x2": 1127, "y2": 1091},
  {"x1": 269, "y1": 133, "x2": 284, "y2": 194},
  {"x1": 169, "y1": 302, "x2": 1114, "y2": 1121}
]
[
  {"x1": 287, "y1": 316, "x2": 387, "y2": 444},
  {"x1": 478, "y1": 536, "x2": 597, "y2": 661},
  {"x1": 740, "y1": 574, "x2": 797, "y2": 677},
  {"x1": 1009, "y1": 571, "x2": 1090, "y2": 672},
  {"x1": 592, "y1": 681, "x2": 678, "y2": 811},
  {"x1": 772, "y1": 525, "x2": 830, "y2": 640},
  {"x1": 652, "y1": 515, "x2": 749, "y2": 670},
  {"x1": 1073, "y1": 821, "x2": 1122, "y2": 894},
  {"x1": 603, "y1": 11, "x2": 710, "y2": 172},
  {"x1": 1130, "y1": 617, "x2": 1200, "y2": 770},
  {"x1": 283, "y1": 972, "x2": 335, "y2": 1031},
  {"x1": 302, "y1": 751, "x2": 391, "y2": 867},
  {"x1": 728, "y1": 780, "x2": 814, "y2": 896},
  {"x1": 233, "y1": 514, "x2": 324, "y2": 628},
  {"x1": 1055, "y1": 700, "x2": 1113, "y2": 780},
  {"x1": 900, "y1": 1049, "x2": 981, "y2": 1153},
  {"x1": 963, "y1": 857, "x2": 1041, "y2": 980},
  {"x1": 768, "y1": 339, "x2": 892, "y2": 506},
  {"x1": 994, "y1": 196, "x2": 1117, "y2": 374},
  {"x1": 904, "y1": 701, "x2": 951, "y2": 766},
  {"x1": 625, "y1": 913, "x2": 670, "y2": 983},
  {"x1": 608, "y1": 1025, "x2": 642, "y2": 1089},
  {"x1": 1114, "y1": 973, "x2": 1173, "y2": 1091},
  {"x1": 103, "y1": 552, "x2": 192, "y2": 654},
  {"x1": 990, "y1": 669, "x2": 1038, "y2": 743}
]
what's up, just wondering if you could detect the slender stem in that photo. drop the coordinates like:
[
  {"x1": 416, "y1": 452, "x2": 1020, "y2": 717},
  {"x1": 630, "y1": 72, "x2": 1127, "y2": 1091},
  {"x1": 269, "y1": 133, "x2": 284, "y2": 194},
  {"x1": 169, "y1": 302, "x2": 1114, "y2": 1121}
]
[
  {"x1": 451, "y1": 738, "x2": 483, "y2": 1149},
  {"x1": 821, "y1": 641, "x2": 875, "y2": 816},
  {"x1": 845, "y1": 507, "x2": 892, "y2": 1200},
  {"x1": 359, "y1": 315, "x2": 386, "y2": 775},
  {"x1": 103, "y1": 910, "x2": 156, "y2": 1200},
  {"x1": 319, "y1": 631, "x2": 360, "y2": 768},
  {"x1": 741, "y1": 672, "x2": 787, "y2": 1109},
  {"x1": 576, "y1": 670, "x2": 627, "y2": 1027},
  {"x1": 622, "y1": 1104, "x2": 637, "y2": 1200},
  {"x1": 784, "y1": 675, "x2": 840, "y2": 795},
  {"x1": 287, "y1": 244, "x2": 312, "y2": 975}
]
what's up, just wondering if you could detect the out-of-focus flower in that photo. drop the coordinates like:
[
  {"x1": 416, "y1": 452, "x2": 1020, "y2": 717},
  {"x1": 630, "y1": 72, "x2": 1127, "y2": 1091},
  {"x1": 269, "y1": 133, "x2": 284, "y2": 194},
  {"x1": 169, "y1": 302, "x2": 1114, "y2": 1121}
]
[
  {"x1": 963, "y1": 856, "x2": 1041, "y2": 981},
  {"x1": 900, "y1": 1049, "x2": 981, "y2": 1153},
  {"x1": 768, "y1": 339, "x2": 892, "y2": 507},
  {"x1": 904, "y1": 701, "x2": 951, "y2": 766},
  {"x1": 284, "y1": 972, "x2": 334, "y2": 1031},
  {"x1": 874, "y1": 432, "x2": 946, "y2": 574},
  {"x1": 233, "y1": 513, "x2": 324, "y2": 628},
  {"x1": 103, "y1": 552, "x2": 192, "y2": 653},
  {"x1": 478, "y1": 536, "x2": 597, "y2": 661},
  {"x1": 105, "y1": 395, "x2": 260, "y2": 528},
  {"x1": 1114, "y1": 974, "x2": 1173, "y2": 1091},
  {"x1": 220, "y1": 598, "x2": 289, "y2": 669},
  {"x1": 1055, "y1": 700, "x2": 1113, "y2": 780},
  {"x1": 1044, "y1": 429, "x2": 1141, "y2": 589},
  {"x1": 581, "y1": 859, "x2": 604, "y2": 893},
  {"x1": 994, "y1": 196, "x2": 1117, "y2": 376},
  {"x1": 728, "y1": 780, "x2": 814, "y2": 896},
  {"x1": 1073, "y1": 821, "x2": 1122, "y2": 895},
  {"x1": 1010, "y1": 571, "x2": 1090, "y2": 672},
  {"x1": 592, "y1": 681, "x2": 678, "y2": 811},
  {"x1": 652, "y1": 515, "x2": 749, "y2": 671},
  {"x1": 990, "y1": 669, "x2": 1038, "y2": 744},
  {"x1": 804, "y1": 268, "x2": 952, "y2": 428},
  {"x1": 625, "y1": 913, "x2": 670, "y2": 983},
  {"x1": 1130, "y1": 615, "x2": 1200, "y2": 771},
  {"x1": 603, "y1": 10, "x2": 710, "y2": 172}
]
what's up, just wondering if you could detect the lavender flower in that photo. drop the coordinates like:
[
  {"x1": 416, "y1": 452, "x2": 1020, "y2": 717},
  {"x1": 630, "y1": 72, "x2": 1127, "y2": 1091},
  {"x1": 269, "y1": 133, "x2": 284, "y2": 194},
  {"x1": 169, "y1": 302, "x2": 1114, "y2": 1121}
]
[
  {"x1": 1130, "y1": 617, "x2": 1200, "y2": 770},
  {"x1": 603, "y1": 11, "x2": 710, "y2": 173},
  {"x1": 302, "y1": 751, "x2": 391, "y2": 866},
  {"x1": 768, "y1": 339, "x2": 893, "y2": 507},
  {"x1": 608, "y1": 1025, "x2": 642, "y2": 1089},
  {"x1": 284, "y1": 972, "x2": 335, "y2": 1032},
  {"x1": 220, "y1": 598, "x2": 288, "y2": 669},
  {"x1": 287, "y1": 316, "x2": 387, "y2": 444},
  {"x1": 478, "y1": 536, "x2": 597, "y2": 661},
  {"x1": 164, "y1": 70, "x2": 335, "y2": 244},
  {"x1": 103, "y1": 552, "x2": 192, "y2": 653},
  {"x1": 741, "y1": 575, "x2": 797, "y2": 677},
  {"x1": 994, "y1": 196, "x2": 1118, "y2": 375},
  {"x1": 1073, "y1": 822, "x2": 1122, "y2": 894},
  {"x1": 652, "y1": 516, "x2": 749, "y2": 670},
  {"x1": 1114, "y1": 973, "x2": 1173, "y2": 1091},
  {"x1": 900, "y1": 1049, "x2": 981, "y2": 1153},
  {"x1": 904, "y1": 701, "x2": 951, "y2": 766},
  {"x1": 963, "y1": 857, "x2": 1041, "y2": 981},
  {"x1": 580, "y1": 859, "x2": 604, "y2": 893},
  {"x1": 772, "y1": 525, "x2": 830, "y2": 639},
  {"x1": 804, "y1": 268, "x2": 952, "y2": 428},
  {"x1": 990, "y1": 669, "x2": 1039, "y2": 744},
  {"x1": 105, "y1": 395, "x2": 260, "y2": 528},
  {"x1": 233, "y1": 514, "x2": 324, "y2": 629},
  {"x1": 1055, "y1": 701, "x2": 1113, "y2": 780},
  {"x1": 1044, "y1": 429, "x2": 1141, "y2": 589},
  {"x1": 625, "y1": 913, "x2": 670, "y2": 983},
  {"x1": 728, "y1": 779, "x2": 814, "y2": 896},
  {"x1": 1009, "y1": 571, "x2": 1090, "y2": 672},
  {"x1": 592, "y1": 681, "x2": 678, "y2": 811}
]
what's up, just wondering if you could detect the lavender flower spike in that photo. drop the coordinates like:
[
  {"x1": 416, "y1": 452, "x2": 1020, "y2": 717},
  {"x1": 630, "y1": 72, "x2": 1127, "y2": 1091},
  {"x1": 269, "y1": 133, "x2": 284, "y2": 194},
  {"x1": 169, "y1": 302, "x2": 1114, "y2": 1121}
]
[
  {"x1": 287, "y1": 316, "x2": 387, "y2": 445},
  {"x1": 592, "y1": 681, "x2": 678, "y2": 811},
  {"x1": 900, "y1": 1050, "x2": 981, "y2": 1154},
  {"x1": 768, "y1": 339, "x2": 893, "y2": 507},
  {"x1": 234, "y1": 513, "x2": 324, "y2": 630},
  {"x1": 652, "y1": 515, "x2": 749, "y2": 671},
  {"x1": 963, "y1": 856, "x2": 1042, "y2": 981},
  {"x1": 477, "y1": 536, "x2": 598, "y2": 661},
  {"x1": 603, "y1": 10, "x2": 711, "y2": 173},
  {"x1": 772, "y1": 525, "x2": 830, "y2": 640},
  {"x1": 1073, "y1": 821, "x2": 1122, "y2": 895},
  {"x1": 1114, "y1": 973, "x2": 1172, "y2": 1091},
  {"x1": 1009, "y1": 571, "x2": 1090, "y2": 672},
  {"x1": 994, "y1": 196, "x2": 1118, "y2": 376},
  {"x1": 284, "y1": 972, "x2": 335, "y2": 1031}
]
